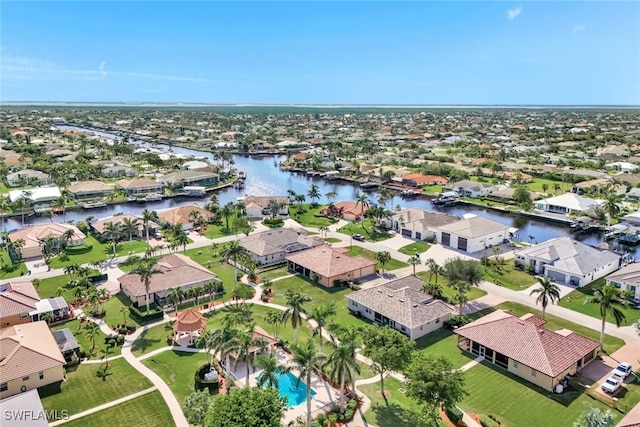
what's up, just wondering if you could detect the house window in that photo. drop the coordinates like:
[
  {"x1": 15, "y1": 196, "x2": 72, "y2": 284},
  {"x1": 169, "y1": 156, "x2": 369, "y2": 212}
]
[
  {"x1": 352, "y1": 302, "x2": 358, "y2": 308},
  {"x1": 39, "y1": 372, "x2": 44, "y2": 380},
  {"x1": 22, "y1": 376, "x2": 29, "y2": 381},
  {"x1": 0, "y1": 383, "x2": 7, "y2": 392},
  {"x1": 20, "y1": 312, "x2": 29, "y2": 319},
  {"x1": 530, "y1": 369, "x2": 536, "y2": 377},
  {"x1": 400, "y1": 326, "x2": 406, "y2": 332},
  {"x1": 513, "y1": 360, "x2": 519, "y2": 368},
  {"x1": 435, "y1": 318, "x2": 440, "y2": 324}
]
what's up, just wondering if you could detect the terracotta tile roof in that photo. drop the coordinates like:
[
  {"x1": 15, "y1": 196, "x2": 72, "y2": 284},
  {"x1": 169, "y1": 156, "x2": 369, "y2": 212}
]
[
  {"x1": 240, "y1": 228, "x2": 323, "y2": 257},
  {"x1": 455, "y1": 310, "x2": 600, "y2": 377},
  {"x1": 9, "y1": 224, "x2": 85, "y2": 251},
  {"x1": 332, "y1": 201, "x2": 369, "y2": 216},
  {"x1": 0, "y1": 321, "x2": 65, "y2": 382},
  {"x1": 286, "y1": 247, "x2": 376, "y2": 278},
  {"x1": 173, "y1": 309, "x2": 206, "y2": 333},
  {"x1": 0, "y1": 281, "x2": 40, "y2": 319},
  {"x1": 92, "y1": 214, "x2": 158, "y2": 234},
  {"x1": 402, "y1": 173, "x2": 447, "y2": 185},
  {"x1": 67, "y1": 180, "x2": 113, "y2": 194},
  {"x1": 241, "y1": 195, "x2": 289, "y2": 209},
  {"x1": 157, "y1": 205, "x2": 212, "y2": 225},
  {"x1": 115, "y1": 177, "x2": 163, "y2": 189}
]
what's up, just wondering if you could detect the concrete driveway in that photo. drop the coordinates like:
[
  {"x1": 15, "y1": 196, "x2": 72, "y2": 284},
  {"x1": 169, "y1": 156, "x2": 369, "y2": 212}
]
[{"x1": 580, "y1": 342, "x2": 640, "y2": 398}]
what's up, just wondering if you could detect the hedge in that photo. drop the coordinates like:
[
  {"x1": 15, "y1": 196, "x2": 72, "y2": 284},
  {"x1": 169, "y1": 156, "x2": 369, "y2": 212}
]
[
  {"x1": 130, "y1": 303, "x2": 164, "y2": 321},
  {"x1": 479, "y1": 414, "x2": 500, "y2": 427},
  {"x1": 445, "y1": 406, "x2": 464, "y2": 424},
  {"x1": 65, "y1": 245, "x2": 93, "y2": 255},
  {"x1": 194, "y1": 363, "x2": 220, "y2": 394}
]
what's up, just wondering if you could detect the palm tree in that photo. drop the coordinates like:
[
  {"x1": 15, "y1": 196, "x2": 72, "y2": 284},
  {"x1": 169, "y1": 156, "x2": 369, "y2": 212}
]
[
  {"x1": 541, "y1": 183, "x2": 549, "y2": 194},
  {"x1": 84, "y1": 322, "x2": 100, "y2": 350},
  {"x1": 307, "y1": 184, "x2": 321, "y2": 206},
  {"x1": 100, "y1": 345, "x2": 113, "y2": 372},
  {"x1": 142, "y1": 209, "x2": 155, "y2": 244},
  {"x1": 266, "y1": 199, "x2": 283, "y2": 219},
  {"x1": 165, "y1": 287, "x2": 185, "y2": 314},
  {"x1": 122, "y1": 217, "x2": 139, "y2": 253},
  {"x1": 376, "y1": 187, "x2": 393, "y2": 209},
  {"x1": 221, "y1": 202, "x2": 235, "y2": 230},
  {"x1": 211, "y1": 326, "x2": 238, "y2": 392},
  {"x1": 291, "y1": 340, "x2": 326, "y2": 427},
  {"x1": 325, "y1": 191, "x2": 337, "y2": 204},
  {"x1": 282, "y1": 290, "x2": 311, "y2": 345},
  {"x1": 227, "y1": 324, "x2": 268, "y2": 387},
  {"x1": 9, "y1": 238, "x2": 25, "y2": 262},
  {"x1": 603, "y1": 193, "x2": 623, "y2": 228},
  {"x1": 318, "y1": 226, "x2": 329, "y2": 238},
  {"x1": 374, "y1": 251, "x2": 391, "y2": 274},
  {"x1": 131, "y1": 258, "x2": 163, "y2": 313},
  {"x1": 450, "y1": 281, "x2": 471, "y2": 315},
  {"x1": 254, "y1": 352, "x2": 290, "y2": 388},
  {"x1": 264, "y1": 310, "x2": 282, "y2": 338},
  {"x1": 220, "y1": 241, "x2": 246, "y2": 287},
  {"x1": 529, "y1": 277, "x2": 561, "y2": 319},
  {"x1": 40, "y1": 311, "x2": 53, "y2": 325},
  {"x1": 104, "y1": 222, "x2": 123, "y2": 257},
  {"x1": 308, "y1": 303, "x2": 336, "y2": 354},
  {"x1": 15, "y1": 191, "x2": 32, "y2": 227},
  {"x1": 354, "y1": 193, "x2": 370, "y2": 217},
  {"x1": 408, "y1": 256, "x2": 421, "y2": 275},
  {"x1": 54, "y1": 195, "x2": 67, "y2": 222},
  {"x1": 119, "y1": 305, "x2": 130, "y2": 325},
  {"x1": 0, "y1": 197, "x2": 9, "y2": 232},
  {"x1": 552, "y1": 183, "x2": 561, "y2": 194},
  {"x1": 422, "y1": 281, "x2": 444, "y2": 299},
  {"x1": 196, "y1": 330, "x2": 217, "y2": 366},
  {"x1": 325, "y1": 341, "x2": 360, "y2": 411},
  {"x1": 174, "y1": 230, "x2": 189, "y2": 253},
  {"x1": 587, "y1": 284, "x2": 628, "y2": 349}
]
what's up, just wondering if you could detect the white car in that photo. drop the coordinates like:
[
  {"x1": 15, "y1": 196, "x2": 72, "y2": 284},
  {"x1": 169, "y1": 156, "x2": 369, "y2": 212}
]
[
  {"x1": 601, "y1": 376, "x2": 622, "y2": 394},
  {"x1": 612, "y1": 362, "x2": 633, "y2": 379}
]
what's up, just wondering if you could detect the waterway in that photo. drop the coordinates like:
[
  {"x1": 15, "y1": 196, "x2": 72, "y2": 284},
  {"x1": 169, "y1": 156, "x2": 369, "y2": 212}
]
[{"x1": 14, "y1": 125, "x2": 626, "y2": 254}]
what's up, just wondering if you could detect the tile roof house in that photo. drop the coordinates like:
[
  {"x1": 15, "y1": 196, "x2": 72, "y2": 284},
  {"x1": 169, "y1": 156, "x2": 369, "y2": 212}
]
[
  {"x1": 401, "y1": 173, "x2": 447, "y2": 187},
  {"x1": 0, "y1": 321, "x2": 66, "y2": 399},
  {"x1": 286, "y1": 247, "x2": 377, "y2": 288},
  {"x1": 102, "y1": 164, "x2": 138, "y2": 178},
  {"x1": 66, "y1": 180, "x2": 114, "y2": 201},
  {"x1": 455, "y1": 310, "x2": 600, "y2": 391},
  {"x1": 321, "y1": 200, "x2": 369, "y2": 222},
  {"x1": 514, "y1": 237, "x2": 621, "y2": 287},
  {"x1": 6, "y1": 169, "x2": 52, "y2": 187},
  {"x1": 9, "y1": 223, "x2": 86, "y2": 259},
  {"x1": 447, "y1": 180, "x2": 495, "y2": 198},
  {"x1": 240, "y1": 195, "x2": 290, "y2": 219},
  {"x1": 435, "y1": 215, "x2": 510, "y2": 253},
  {"x1": 118, "y1": 253, "x2": 220, "y2": 307},
  {"x1": 0, "y1": 281, "x2": 40, "y2": 328},
  {"x1": 91, "y1": 213, "x2": 159, "y2": 239},
  {"x1": 347, "y1": 276, "x2": 454, "y2": 340},
  {"x1": 605, "y1": 262, "x2": 640, "y2": 301},
  {"x1": 157, "y1": 205, "x2": 212, "y2": 231},
  {"x1": 160, "y1": 170, "x2": 219, "y2": 188},
  {"x1": 115, "y1": 177, "x2": 163, "y2": 196},
  {"x1": 384, "y1": 208, "x2": 459, "y2": 241},
  {"x1": 617, "y1": 403, "x2": 640, "y2": 427},
  {"x1": 240, "y1": 228, "x2": 324, "y2": 266}
]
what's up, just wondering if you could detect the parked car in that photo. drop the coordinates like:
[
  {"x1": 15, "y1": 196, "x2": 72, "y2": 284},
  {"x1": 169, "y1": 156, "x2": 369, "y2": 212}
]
[
  {"x1": 612, "y1": 362, "x2": 633, "y2": 379},
  {"x1": 352, "y1": 234, "x2": 365, "y2": 242},
  {"x1": 601, "y1": 376, "x2": 622, "y2": 394}
]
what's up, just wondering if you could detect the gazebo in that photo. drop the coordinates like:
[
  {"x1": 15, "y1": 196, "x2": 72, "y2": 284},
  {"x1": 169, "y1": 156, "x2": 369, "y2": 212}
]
[{"x1": 172, "y1": 309, "x2": 207, "y2": 345}]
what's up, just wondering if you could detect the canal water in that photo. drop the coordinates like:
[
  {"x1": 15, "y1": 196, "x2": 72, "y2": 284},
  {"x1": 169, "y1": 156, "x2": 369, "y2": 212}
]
[{"x1": 15, "y1": 125, "x2": 624, "y2": 253}]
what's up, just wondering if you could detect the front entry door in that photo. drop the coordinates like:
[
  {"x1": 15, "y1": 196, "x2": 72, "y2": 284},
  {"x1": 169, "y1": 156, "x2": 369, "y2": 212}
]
[{"x1": 479, "y1": 345, "x2": 486, "y2": 358}]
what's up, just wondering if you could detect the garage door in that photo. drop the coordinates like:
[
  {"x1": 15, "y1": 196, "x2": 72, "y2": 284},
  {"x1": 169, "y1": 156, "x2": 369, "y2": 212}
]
[
  {"x1": 458, "y1": 237, "x2": 468, "y2": 251},
  {"x1": 401, "y1": 229, "x2": 412, "y2": 237},
  {"x1": 442, "y1": 232, "x2": 450, "y2": 246}
]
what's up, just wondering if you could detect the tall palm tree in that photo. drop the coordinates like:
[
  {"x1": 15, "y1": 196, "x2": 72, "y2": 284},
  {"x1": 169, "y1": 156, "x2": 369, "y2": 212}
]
[
  {"x1": 122, "y1": 217, "x2": 139, "y2": 253},
  {"x1": 264, "y1": 310, "x2": 282, "y2": 338},
  {"x1": 166, "y1": 287, "x2": 185, "y2": 314},
  {"x1": 587, "y1": 284, "x2": 627, "y2": 349},
  {"x1": 221, "y1": 202, "x2": 235, "y2": 230},
  {"x1": 227, "y1": 324, "x2": 268, "y2": 387},
  {"x1": 104, "y1": 222, "x2": 123, "y2": 257},
  {"x1": 308, "y1": 303, "x2": 336, "y2": 354},
  {"x1": 426, "y1": 258, "x2": 440, "y2": 283},
  {"x1": 291, "y1": 340, "x2": 326, "y2": 427},
  {"x1": 15, "y1": 191, "x2": 32, "y2": 227},
  {"x1": 282, "y1": 290, "x2": 311, "y2": 345},
  {"x1": 450, "y1": 281, "x2": 471, "y2": 315},
  {"x1": 408, "y1": 256, "x2": 421, "y2": 276},
  {"x1": 0, "y1": 197, "x2": 9, "y2": 232},
  {"x1": 354, "y1": 193, "x2": 370, "y2": 217},
  {"x1": 84, "y1": 322, "x2": 100, "y2": 350},
  {"x1": 142, "y1": 209, "x2": 155, "y2": 244},
  {"x1": 254, "y1": 352, "x2": 290, "y2": 388},
  {"x1": 174, "y1": 230, "x2": 189, "y2": 253},
  {"x1": 220, "y1": 241, "x2": 246, "y2": 286},
  {"x1": 374, "y1": 251, "x2": 391, "y2": 274},
  {"x1": 603, "y1": 193, "x2": 623, "y2": 228},
  {"x1": 196, "y1": 330, "x2": 217, "y2": 366},
  {"x1": 529, "y1": 277, "x2": 561, "y2": 319},
  {"x1": 307, "y1": 184, "x2": 321, "y2": 206},
  {"x1": 325, "y1": 341, "x2": 360, "y2": 411},
  {"x1": 211, "y1": 326, "x2": 238, "y2": 392},
  {"x1": 119, "y1": 305, "x2": 130, "y2": 325},
  {"x1": 131, "y1": 258, "x2": 163, "y2": 313},
  {"x1": 552, "y1": 183, "x2": 561, "y2": 194}
]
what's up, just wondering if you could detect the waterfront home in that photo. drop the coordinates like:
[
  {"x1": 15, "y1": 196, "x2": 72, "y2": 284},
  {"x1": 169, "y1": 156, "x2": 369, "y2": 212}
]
[
  {"x1": 92, "y1": 213, "x2": 159, "y2": 239},
  {"x1": 115, "y1": 177, "x2": 163, "y2": 196},
  {"x1": 240, "y1": 228, "x2": 324, "y2": 266},
  {"x1": 321, "y1": 200, "x2": 369, "y2": 222},
  {"x1": 6, "y1": 169, "x2": 51, "y2": 187},
  {"x1": 286, "y1": 246, "x2": 376, "y2": 288},
  {"x1": 401, "y1": 173, "x2": 447, "y2": 187},
  {"x1": 573, "y1": 179, "x2": 626, "y2": 196},
  {"x1": 9, "y1": 223, "x2": 86, "y2": 259},
  {"x1": 102, "y1": 165, "x2": 137, "y2": 178},
  {"x1": 514, "y1": 237, "x2": 621, "y2": 287},
  {"x1": 447, "y1": 180, "x2": 494, "y2": 198},
  {"x1": 157, "y1": 205, "x2": 212, "y2": 231},
  {"x1": 0, "y1": 321, "x2": 66, "y2": 399},
  {"x1": 623, "y1": 210, "x2": 640, "y2": 226},
  {"x1": 0, "y1": 281, "x2": 40, "y2": 328},
  {"x1": 535, "y1": 193, "x2": 603, "y2": 215},
  {"x1": 605, "y1": 263, "x2": 640, "y2": 302},
  {"x1": 8, "y1": 187, "x2": 61, "y2": 205},
  {"x1": 160, "y1": 170, "x2": 219, "y2": 189},
  {"x1": 241, "y1": 195, "x2": 289, "y2": 219},
  {"x1": 66, "y1": 180, "x2": 114, "y2": 201},
  {"x1": 605, "y1": 161, "x2": 638, "y2": 173},
  {"x1": 455, "y1": 310, "x2": 600, "y2": 392},
  {"x1": 119, "y1": 253, "x2": 220, "y2": 307},
  {"x1": 346, "y1": 275, "x2": 453, "y2": 340},
  {"x1": 52, "y1": 328, "x2": 81, "y2": 362},
  {"x1": 435, "y1": 215, "x2": 510, "y2": 253},
  {"x1": 0, "y1": 390, "x2": 48, "y2": 427},
  {"x1": 383, "y1": 207, "x2": 459, "y2": 241}
]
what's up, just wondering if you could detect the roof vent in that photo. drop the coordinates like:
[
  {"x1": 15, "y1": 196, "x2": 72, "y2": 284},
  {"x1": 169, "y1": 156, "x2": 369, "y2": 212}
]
[
  {"x1": 412, "y1": 304, "x2": 418, "y2": 308},
  {"x1": 387, "y1": 293, "x2": 394, "y2": 297},
  {"x1": 517, "y1": 320, "x2": 525, "y2": 325},
  {"x1": 398, "y1": 299, "x2": 404, "y2": 303}
]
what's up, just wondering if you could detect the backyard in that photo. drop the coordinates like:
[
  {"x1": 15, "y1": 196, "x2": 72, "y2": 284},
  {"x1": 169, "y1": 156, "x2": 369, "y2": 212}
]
[
  {"x1": 37, "y1": 269, "x2": 100, "y2": 300},
  {"x1": 348, "y1": 246, "x2": 408, "y2": 271},
  {"x1": 339, "y1": 220, "x2": 392, "y2": 242},
  {"x1": 483, "y1": 260, "x2": 537, "y2": 291},
  {"x1": 52, "y1": 318, "x2": 122, "y2": 357},
  {"x1": 416, "y1": 272, "x2": 488, "y2": 302},
  {"x1": 0, "y1": 250, "x2": 28, "y2": 278},
  {"x1": 141, "y1": 350, "x2": 212, "y2": 403},
  {"x1": 289, "y1": 203, "x2": 339, "y2": 228},
  {"x1": 47, "y1": 235, "x2": 149, "y2": 269}
]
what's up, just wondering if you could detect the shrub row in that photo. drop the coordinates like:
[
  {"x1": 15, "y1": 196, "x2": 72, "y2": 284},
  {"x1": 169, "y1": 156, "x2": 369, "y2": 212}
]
[
  {"x1": 445, "y1": 405, "x2": 464, "y2": 424},
  {"x1": 130, "y1": 304, "x2": 164, "y2": 321},
  {"x1": 194, "y1": 363, "x2": 220, "y2": 394},
  {"x1": 479, "y1": 414, "x2": 500, "y2": 427},
  {"x1": 312, "y1": 399, "x2": 358, "y2": 427},
  {"x1": 65, "y1": 245, "x2": 94, "y2": 255}
]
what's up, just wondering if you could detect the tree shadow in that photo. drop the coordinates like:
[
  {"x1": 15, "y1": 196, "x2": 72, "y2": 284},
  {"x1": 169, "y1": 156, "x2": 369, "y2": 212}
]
[{"x1": 370, "y1": 402, "x2": 417, "y2": 427}]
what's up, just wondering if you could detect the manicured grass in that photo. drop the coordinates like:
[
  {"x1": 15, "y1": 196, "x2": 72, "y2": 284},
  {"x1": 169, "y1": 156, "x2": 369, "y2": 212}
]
[
  {"x1": 525, "y1": 177, "x2": 563, "y2": 194},
  {"x1": 37, "y1": 269, "x2": 100, "y2": 301},
  {"x1": 398, "y1": 241, "x2": 431, "y2": 256},
  {"x1": 559, "y1": 278, "x2": 640, "y2": 326},
  {"x1": 289, "y1": 203, "x2": 339, "y2": 228},
  {"x1": 339, "y1": 220, "x2": 392, "y2": 242},
  {"x1": 356, "y1": 361, "x2": 378, "y2": 380},
  {"x1": 421, "y1": 184, "x2": 443, "y2": 195},
  {"x1": 323, "y1": 237, "x2": 342, "y2": 243},
  {"x1": 102, "y1": 293, "x2": 162, "y2": 329},
  {"x1": 39, "y1": 358, "x2": 153, "y2": 417},
  {"x1": 483, "y1": 260, "x2": 537, "y2": 291},
  {"x1": 496, "y1": 301, "x2": 625, "y2": 354},
  {"x1": 201, "y1": 216, "x2": 250, "y2": 239},
  {"x1": 259, "y1": 266, "x2": 290, "y2": 281},
  {"x1": 48, "y1": 235, "x2": 148, "y2": 268},
  {"x1": 348, "y1": 246, "x2": 408, "y2": 271},
  {"x1": 142, "y1": 350, "x2": 211, "y2": 403},
  {"x1": 0, "y1": 250, "x2": 28, "y2": 278},
  {"x1": 460, "y1": 362, "x2": 621, "y2": 427},
  {"x1": 132, "y1": 323, "x2": 173, "y2": 356},
  {"x1": 52, "y1": 318, "x2": 122, "y2": 357},
  {"x1": 416, "y1": 273, "x2": 488, "y2": 302},
  {"x1": 62, "y1": 391, "x2": 174, "y2": 427},
  {"x1": 414, "y1": 328, "x2": 476, "y2": 369}
]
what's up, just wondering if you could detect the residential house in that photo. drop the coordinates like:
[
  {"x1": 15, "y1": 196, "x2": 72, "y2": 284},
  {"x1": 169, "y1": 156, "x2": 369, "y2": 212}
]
[
  {"x1": 52, "y1": 328, "x2": 81, "y2": 362},
  {"x1": 286, "y1": 247, "x2": 377, "y2": 288},
  {"x1": 455, "y1": 310, "x2": 600, "y2": 392},
  {"x1": 605, "y1": 263, "x2": 640, "y2": 301},
  {"x1": 573, "y1": 179, "x2": 626, "y2": 196},
  {"x1": 401, "y1": 173, "x2": 447, "y2": 187},
  {"x1": 447, "y1": 180, "x2": 495, "y2": 198},
  {"x1": 535, "y1": 193, "x2": 603, "y2": 215},
  {"x1": 67, "y1": 180, "x2": 114, "y2": 201},
  {"x1": 346, "y1": 275, "x2": 454, "y2": 340},
  {"x1": 240, "y1": 228, "x2": 324, "y2": 266},
  {"x1": 119, "y1": 253, "x2": 220, "y2": 307},
  {"x1": 102, "y1": 165, "x2": 137, "y2": 178},
  {"x1": 9, "y1": 223, "x2": 86, "y2": 259},
  {"x1": 0, "y1": 390, "x2": 49, "y2": 427},
  {"x1": 0, "y1": 281, "x2": 40, "y2": 328},
  {"x1": 6, "y1": 169, "x2": 51, "y2": 187},
  {"x1": 606, "y1": 162, "x2": 639, "y2": 173},
  {"x1": 0, "y1": 321, "x2": 66, "y2": 399},
  {"x1": 92, "y1": 214, "x2": 159, "y2": 239},
  {"x1": 29, "y1": 297, "x2": 71, "y2": 324},
  {"x1": 321, "y1": 200, "x2": 369, "y2": 222},
  {"x1": 240, "y1": 195, "x2": 290, "y2": 219},
  {"x1": 514, "y1": 237, "x2": 621, "y2": 287},
  {"x1": 161, "y1": 170, "x2": 219, "y2": 189},
  {"x1": 115, "y1": 177, "x2": 163, "y2": 196},
  {"x1": 435, "y1": 215, "x2": 510, "y2": 253},
  {"x1": 157, "y1": 205, "x2": 212, "y2": 231},
  {"x1": 8, "y1": 187, "x2": 62, "y2": 206},
  {"x1": 384, "y1": 208, "x2": 459, "y2": 241}
]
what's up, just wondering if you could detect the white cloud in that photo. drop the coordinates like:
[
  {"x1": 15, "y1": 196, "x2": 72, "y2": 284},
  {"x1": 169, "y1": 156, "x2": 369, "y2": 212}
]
[
  {"x1": 507, "y1": 6, "x2": 522, "y2": 21},
  {"x1": 573, "y1": 24, "x2": 589, "y2": 33}
]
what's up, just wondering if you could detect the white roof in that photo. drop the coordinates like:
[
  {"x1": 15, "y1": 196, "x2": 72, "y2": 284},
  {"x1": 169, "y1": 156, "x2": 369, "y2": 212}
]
[
  {"x1": 8, "y1": 187, "x2": 61, "y2": 203},
  {"x1": 606, "y1": 162, "x2": 638, "y2": 170},
  {"x1": 0, "y1": 390, "x2": 48, "y2": 427},
  {"x1": 536, "y1": 193, "x2": 602, "y2": 212}
]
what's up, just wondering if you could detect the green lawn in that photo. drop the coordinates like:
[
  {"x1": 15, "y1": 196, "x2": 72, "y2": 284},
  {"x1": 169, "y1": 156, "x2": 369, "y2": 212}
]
[
  {"x1": 496, "y1": 302, "x2": 625, "y2": 354},
  {"x1": 48, "y1": 235, "x2": 148, "y2": 269},
  {"x1": 102, "y1": 293, "x2": 163, "y2": 329},
  {"x1": 201, "y1": 216, "x2": 251, "y2": 239},
  {"x1": 323, "y1": 237, "x2": 342, "y2": 243},
  {"x1": 348, "y1": 246, "x2": 408, "y2": 271},
  {"x1": 289, "y1": 203, "x2": 339, "y2": 228},
  {"x1": 525, "y1": 177, "x2": 563, "y2": 194},
  {"x1": 37, "y1": 269, "x2": 100, "y2": 300},
  {"x1": 398, "y1": 241, "x2": 431, "y2": 256},
  {"x1": 52, "y1": 318, "x2": 122, "y2": 357},
  {"x1": 339, "y1": 220, "x2": 392, "y2": 242},
  {"x1": 460, "y1": 362, "x2": 621, "y2": 427},
  {"x1": 131, "y1": 323, "x2": 173, "y2": 356},
  {"x1": 559, "y1": 278, "x2": 640, "y2": 326},
  {"x1": 421, "y1": 185, "x2": 443, "y2": 195},
  {"x1": 483, "y1": 260, "x2": 537, "y2": 291},
  {"x1": 416, "y1": 272, "x2": 488, "y2": 302},
  {"x1": 39, "y1": 358, "x2": 153, "y2": 417},
  {"x1": 259, "y1": 266, "x2": 290, "y2": 281},
  {"x1": 62, "y1": 391, "x2": 174, "y2": 427},
  {"x1": 414, "y1": 328, "x2": 476, "y2": 369},
  {"x1": 0, "y1": 250, "x2": 28, "y2": 278},
  {"x1": 142, "y1": 350, "x2": 211, "y2": 403}
]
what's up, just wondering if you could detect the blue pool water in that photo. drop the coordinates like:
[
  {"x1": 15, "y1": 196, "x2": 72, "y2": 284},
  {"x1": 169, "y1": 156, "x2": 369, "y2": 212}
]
[{"x1": 268, "y1": 372, "x2": 317, "y2": 407}]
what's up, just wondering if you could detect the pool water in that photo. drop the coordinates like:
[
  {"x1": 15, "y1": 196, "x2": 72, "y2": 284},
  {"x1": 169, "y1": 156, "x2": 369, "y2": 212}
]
[{"x1": 266, "y1": 372, "x2": 317, "y2": 407}]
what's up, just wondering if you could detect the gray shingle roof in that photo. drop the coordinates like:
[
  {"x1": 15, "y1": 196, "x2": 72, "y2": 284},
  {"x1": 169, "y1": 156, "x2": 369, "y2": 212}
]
[{"x1": 240, "y1": 228, "x2": 323, "y2": 257}]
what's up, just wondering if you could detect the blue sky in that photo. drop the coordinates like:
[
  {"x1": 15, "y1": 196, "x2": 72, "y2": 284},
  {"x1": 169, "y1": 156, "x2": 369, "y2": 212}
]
[{"x1": 2, "y1": 1, "x2": 639, "y2": 105}]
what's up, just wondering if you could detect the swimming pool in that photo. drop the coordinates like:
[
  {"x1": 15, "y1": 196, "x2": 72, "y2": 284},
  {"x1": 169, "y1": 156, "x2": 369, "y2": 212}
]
[{"x1": 269, "y1": 372, "x2": 317, "y2": 408}]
